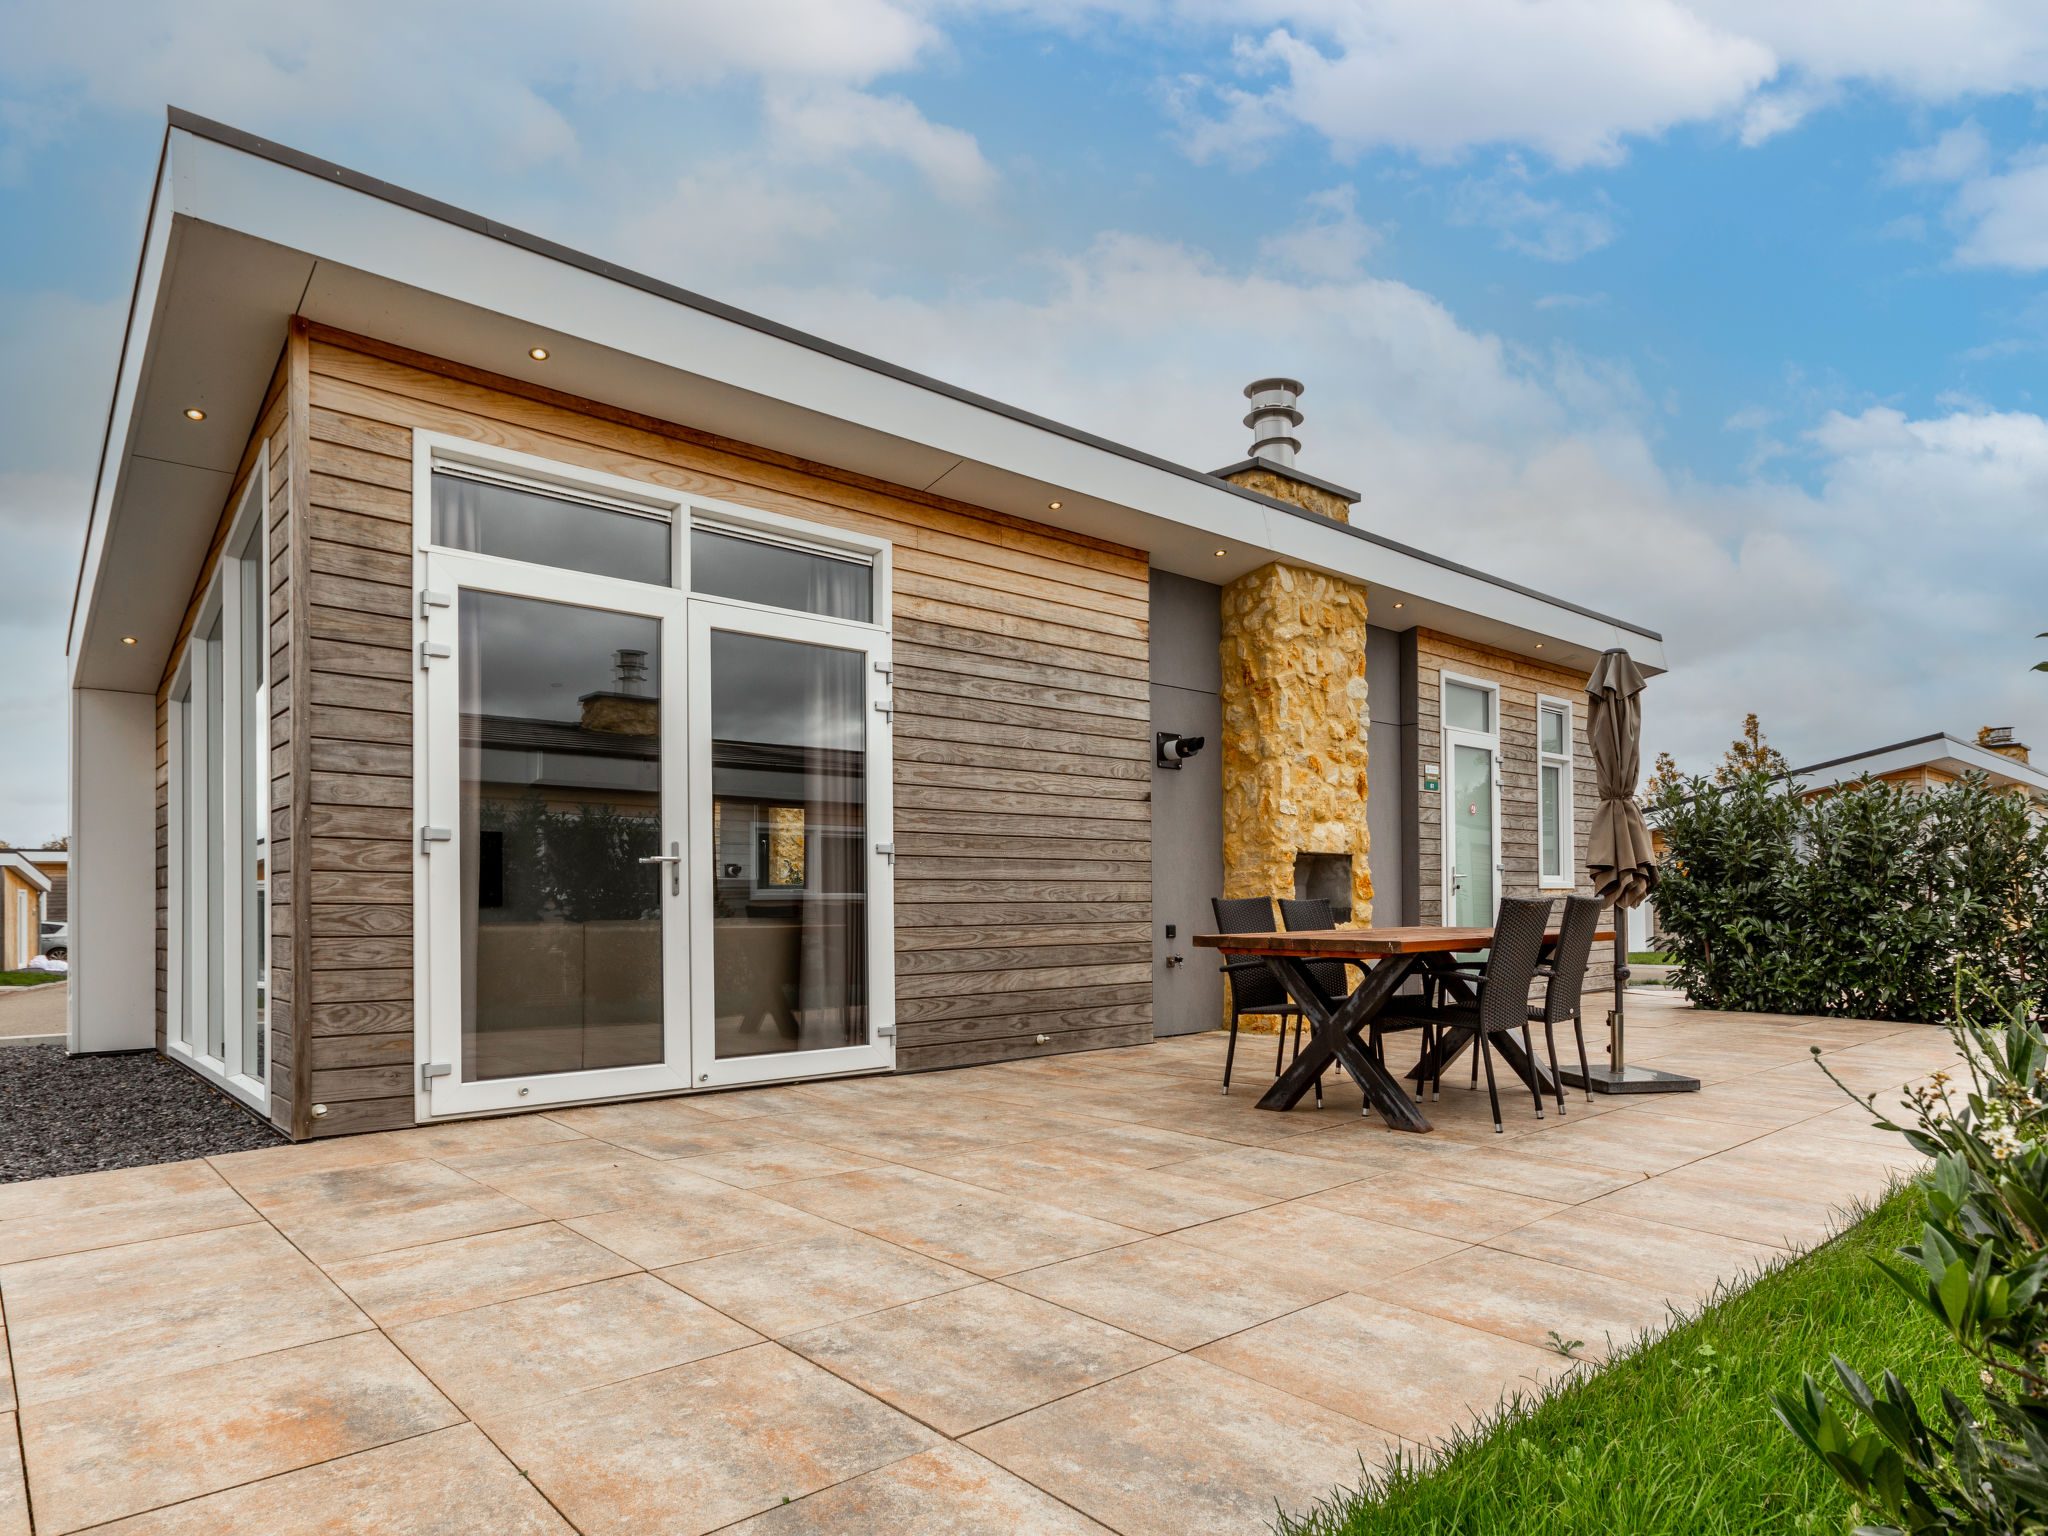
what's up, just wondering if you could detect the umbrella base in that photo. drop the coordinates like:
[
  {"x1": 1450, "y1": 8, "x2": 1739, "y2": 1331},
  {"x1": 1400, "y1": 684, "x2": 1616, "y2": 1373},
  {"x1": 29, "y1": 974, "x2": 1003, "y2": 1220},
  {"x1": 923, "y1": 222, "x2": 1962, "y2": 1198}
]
[{"x1": 1560, "y1": 1064, "x2": 1701, "y2": 1095}]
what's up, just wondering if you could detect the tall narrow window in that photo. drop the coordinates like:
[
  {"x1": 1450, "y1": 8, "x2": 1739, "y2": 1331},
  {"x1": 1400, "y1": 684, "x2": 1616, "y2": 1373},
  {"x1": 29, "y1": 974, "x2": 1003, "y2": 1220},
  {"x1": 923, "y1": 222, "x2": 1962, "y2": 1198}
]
[
  {"x1": 1538, "y1": 699, "x2": 1572, "y2": 887},
  {"x1": 237, "y1": 522, "x2": 268, "y2": 1081}
]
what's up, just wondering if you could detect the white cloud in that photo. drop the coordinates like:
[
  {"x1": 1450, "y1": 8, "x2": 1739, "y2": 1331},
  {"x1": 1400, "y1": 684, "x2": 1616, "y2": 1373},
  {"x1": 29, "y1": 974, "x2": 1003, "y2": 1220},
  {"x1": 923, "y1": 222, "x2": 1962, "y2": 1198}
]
[
  {"x1": 1256, "y1": 184, "x2": 1378, "y2": 278},
  {"x1": 764, "y1": 85, "x2": 994, "y2": 202},
  {"x1": 1449, "y1": 161, "x2": 1616, "y2": 262},
  {"x1": 1951, "y1": 149, "x2": 2048, "y2": 270},
  {"x1": 1889, "y1": 121, "x2": 1991, "y2": 185}
]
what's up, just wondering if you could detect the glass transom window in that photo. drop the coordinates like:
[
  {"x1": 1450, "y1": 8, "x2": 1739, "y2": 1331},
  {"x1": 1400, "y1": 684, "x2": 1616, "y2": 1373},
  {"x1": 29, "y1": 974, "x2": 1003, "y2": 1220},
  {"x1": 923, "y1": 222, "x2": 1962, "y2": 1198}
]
[
  {"x1": 691, "y1": 528, "x2": 872, "y2": 621},
  {"x1": 433, "y1": 471, "x2": 672, "y2": 585},
  {"x1": 1443, "y1": 681, "x2": 1492, "y2": 733}
]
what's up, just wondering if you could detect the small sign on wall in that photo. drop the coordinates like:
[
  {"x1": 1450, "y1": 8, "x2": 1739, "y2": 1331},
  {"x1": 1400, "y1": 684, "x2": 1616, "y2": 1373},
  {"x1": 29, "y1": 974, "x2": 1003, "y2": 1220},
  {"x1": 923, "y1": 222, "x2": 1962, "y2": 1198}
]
[{"x1": 1422, "y1": 762, "x2": 1440, "y2": 793}]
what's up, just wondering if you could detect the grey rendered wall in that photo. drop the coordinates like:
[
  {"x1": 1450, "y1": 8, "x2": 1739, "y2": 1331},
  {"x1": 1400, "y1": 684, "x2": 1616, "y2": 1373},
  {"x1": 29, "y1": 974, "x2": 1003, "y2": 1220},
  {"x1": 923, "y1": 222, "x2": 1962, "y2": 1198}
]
[
  {"x1": 1364, "y1": 623, "x2": 1418, "y2": 926},
  {"x1": 1148, "y1": 570, "x2": 1224, "y2": 1035}
]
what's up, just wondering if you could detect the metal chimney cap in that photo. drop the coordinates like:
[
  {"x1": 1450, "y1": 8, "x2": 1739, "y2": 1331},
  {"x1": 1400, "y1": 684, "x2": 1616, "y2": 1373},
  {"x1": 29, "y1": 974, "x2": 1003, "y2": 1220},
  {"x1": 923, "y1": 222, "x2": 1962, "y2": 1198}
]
[{"x1": 1242, "y1": 377, "x2": 1306, "y2": 467}]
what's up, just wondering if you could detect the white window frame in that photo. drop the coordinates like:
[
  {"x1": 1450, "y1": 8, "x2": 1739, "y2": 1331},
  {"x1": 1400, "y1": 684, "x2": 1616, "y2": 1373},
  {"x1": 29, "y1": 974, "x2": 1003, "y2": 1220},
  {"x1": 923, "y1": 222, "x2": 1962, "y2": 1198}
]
[
  {"x1": 409, "y1": 433, "x2": 895, "y2": 1118},
  {"x1": 1438, "y1": 670, "x2": 1502, "y2": 926},
  {"x1": 1536, "y1": 695, "x2": 1575, "y2": 890},
  {"x1": 164, "y1": 451, "x2": 270, "y2": 1112}
]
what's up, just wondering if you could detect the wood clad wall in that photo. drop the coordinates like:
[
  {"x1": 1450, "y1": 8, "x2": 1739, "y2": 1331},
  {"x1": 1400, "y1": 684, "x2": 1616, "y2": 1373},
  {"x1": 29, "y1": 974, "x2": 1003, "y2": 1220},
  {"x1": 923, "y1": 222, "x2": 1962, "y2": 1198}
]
[
  {"x1": 285, "y1": 324, "x2": 1149, "y2": 1130},
  {"x1": 1412, "y1": 628, "x2": 1616, "y2": 993},
  {"x1": 154, "y1": 354, "x2": 295, "y2": 1132}
]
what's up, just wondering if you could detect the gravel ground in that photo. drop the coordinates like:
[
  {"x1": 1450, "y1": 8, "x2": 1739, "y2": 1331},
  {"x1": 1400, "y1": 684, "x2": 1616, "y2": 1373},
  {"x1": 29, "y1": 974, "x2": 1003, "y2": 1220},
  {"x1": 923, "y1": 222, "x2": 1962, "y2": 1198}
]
[{"x1": 1, "y1": 1045, "x2": 286, "y2": 1184}]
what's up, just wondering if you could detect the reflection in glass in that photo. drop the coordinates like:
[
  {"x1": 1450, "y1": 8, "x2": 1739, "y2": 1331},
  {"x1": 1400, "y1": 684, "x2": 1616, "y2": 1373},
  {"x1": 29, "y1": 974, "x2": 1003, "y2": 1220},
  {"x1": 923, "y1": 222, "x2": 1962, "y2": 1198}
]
[
  {"x1": 460, "y1": 591, "x2": 664, "y2": 1080},
  {"x1": 433, "y1": 472, "x2": 671, "y2": 586},
  {"x1": 203, "y1": 610, "x2": 226, "y2": 1060},
  {"x1": 177, "y1": 677, "x2": 199, "y2": 1048},
  {"x1": 1539, "y1": 706, "x2": 1566, "y2": 756},
  {"x1": 1452, "y1": 743, "x2": 1494, "y2": 928},
  {"x1": 238, "y1": 535, "x2": 267, "y2": 1079},
  {"x1": 1540, "y1": 763, "x2": 1562, "y2": 881},
  {"x1": 710, "y1": 630, "x2": 867, "y2": 1058},
  {"x1": 691, "y1": 530, "x2": 871, "y2": 621}
]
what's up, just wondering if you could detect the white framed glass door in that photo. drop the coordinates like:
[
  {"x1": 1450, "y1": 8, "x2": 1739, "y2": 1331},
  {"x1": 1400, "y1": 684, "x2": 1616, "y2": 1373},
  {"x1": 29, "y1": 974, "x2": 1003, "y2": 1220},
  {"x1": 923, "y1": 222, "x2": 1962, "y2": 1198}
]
[
  {"x1": 1440, "y1": 675, "x2": 1502, "y2": 928},
  {"x1": 688, "y1": 600, "x2": 895, "y2": 1088},
  {"x1": 419, "y1": 549, "x2": 692, "y2": 1115}
]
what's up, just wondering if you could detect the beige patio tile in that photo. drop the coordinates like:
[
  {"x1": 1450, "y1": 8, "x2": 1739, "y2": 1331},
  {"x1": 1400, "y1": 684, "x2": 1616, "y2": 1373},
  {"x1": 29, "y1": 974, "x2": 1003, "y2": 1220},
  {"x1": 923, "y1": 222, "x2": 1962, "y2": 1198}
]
[
  {"x1": 321, "y1": 1220, "x2": 639, "y2": 1327},
  {"x1": 787, "y1": 1283, "x2": 1169, "y2": 1435},
  {"x1": 1159, "y1": 1145, "x2": 1365, "y2": 1200},
  {"x1": 462, "y1": 1150, "x2": 734, "y2": 1220},
  {"x1": 1484, "y1": 1206, "x2": 1782, "y2": 1303},
  {"x1": 965, "y1": 1354, "x2": 1382, "y2": 1536},
  {"x1": 1362, "y1": 1244, "x2": 1678, "y2": 1361},
  {"x1": 720, "y1": 1442, "x2": 1114, "y2": 1535},
  {"x1": 78, "y1": 1424, "x2": 574, "y2": 1535},
  {"x1": 1006, "y1": 1235, "x2": 1339, "y2": 1350},
  {"x1": 1310, "y1": 1175, "x2": 1567, "y2": 1241},
  {"x1": 546, "y1": 1100, "x2": 762, "y2": 1160},
  {"x1": 368, "y1": 1115, "x2": 592, "y2": 1161},
  {"x1": 0, "y1": 1160, "x2": 258, "y2": 1266},
  {"x1": 1510, "y1": 1109, "x2": 1766, "y2": 1175},
  {"x1": 1130, "y1": 1102, "x2": 1338, "y2": 1148},
  {"x1": 392, "y1": 1272, "x2": 759, "y2": 1417},
  {"x1": 908, "y1": 1125, "x2": 1242, "y2": 1191},
  {"x1": 787, "y1": 1119, "x2": 1042, "y2": 1164},
  {"x1": 0, "y1": 1324, "x2": 12, "y2": 1414},
  {"x1": 1174, "y1": 1200, "x2": 1467, "y2": 1291},
  {"x1": 1, "y1": 1223, "x2": 369, "y2": 1406},
  {"x1": 830, "y1": 1186, "x2": 1146, "y2": 1279},
  {"x1": 484, "y1": 1341, "x2": 936, "y2": 1536},
  {"x1": 1031, "y1": 1167, "x2": 1269, "y2": 1234},
  {"x1": 1196, "y1": 1292, "x2": 1570, "y2": 1444},
  {"x1": 0, "y1": 1414, "x2": 23, "y2": 1536},
  {"x1": 18, "y1": 1331, "x2": 459, "y2": 1533},
  {"x1": 1415, "y1": 1147, "x2": 1643, "y2": 1204},
  {"x1": 429, "y1": 1135, "x2": 643, "y2": 1181},
  {"x1": 762, "y1": 1165, "x2": 984, "y2": 1223},
  {"x1": 659, "y1": 1229, "x2": 974, "y2": 1337},
  {"x1": 667, "y1": 1138, "x2": 880, "y2": 1189},
  {"x1": 207, "y1": 1136, "x2": 428, "y2": 1190},
  {"x1": 240, "y1": 1158, "x2": 543, "y2": 1264},
  {"x1": 564, "y1": 1186, "x2": 833, "y2": 1268},
  {"x1": 1581, "y1": 1166, "x2": 1856, "y2": 1250}
]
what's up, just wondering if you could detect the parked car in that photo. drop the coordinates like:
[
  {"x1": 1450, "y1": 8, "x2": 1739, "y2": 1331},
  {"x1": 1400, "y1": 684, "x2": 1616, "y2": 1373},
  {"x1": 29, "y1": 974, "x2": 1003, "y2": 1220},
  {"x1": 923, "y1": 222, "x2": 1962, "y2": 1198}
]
[{"x1": 39, "y1": 921, "x2": 66, "y2": 961}]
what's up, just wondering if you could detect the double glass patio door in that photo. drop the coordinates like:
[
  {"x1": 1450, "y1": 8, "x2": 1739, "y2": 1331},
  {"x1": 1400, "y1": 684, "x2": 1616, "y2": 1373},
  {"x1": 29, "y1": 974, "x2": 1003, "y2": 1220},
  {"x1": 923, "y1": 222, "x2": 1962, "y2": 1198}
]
[{"x1": 419, "y1": 525, "x2": 893, "y2": 1118}]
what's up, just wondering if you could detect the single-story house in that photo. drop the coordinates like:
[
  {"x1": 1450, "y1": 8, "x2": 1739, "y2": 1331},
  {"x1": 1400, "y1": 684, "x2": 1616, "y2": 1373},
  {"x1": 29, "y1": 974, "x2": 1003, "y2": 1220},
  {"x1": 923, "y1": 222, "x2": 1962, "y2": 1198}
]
[
  {"x1": 1791, "y1": 727, "x2": 2047, "y2": 804},
  {"x1": 0, "y1": 851, "x2": 53, "y2": 971},
  {"x1": 66, "y1": 110, "x2": 1667, "y2": 1139}
]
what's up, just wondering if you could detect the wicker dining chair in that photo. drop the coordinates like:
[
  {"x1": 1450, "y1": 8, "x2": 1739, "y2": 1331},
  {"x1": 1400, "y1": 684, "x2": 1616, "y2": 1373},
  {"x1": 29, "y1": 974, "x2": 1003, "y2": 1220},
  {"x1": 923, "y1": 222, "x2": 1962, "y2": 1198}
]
[
  {"x1": 1532, "y1": 894, "x2": 1604, "y2": 1109},
  {"x1": 1210, "y1": 896, "x2": 1305, "y2": 1096},
  {"x1": 1377, "y1": 896, "x2": 1556, "y2": 1133}
]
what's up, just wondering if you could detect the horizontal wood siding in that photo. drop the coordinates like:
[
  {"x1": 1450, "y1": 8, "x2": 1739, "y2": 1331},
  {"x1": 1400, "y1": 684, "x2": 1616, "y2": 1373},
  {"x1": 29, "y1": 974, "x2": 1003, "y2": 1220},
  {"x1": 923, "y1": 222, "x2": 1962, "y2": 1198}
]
[
  {"x1": 301, "y1": 325, "x2": 1150, "y2": 1109},
  {"x1": 1414, "y1": 629, "x2": 1614, "y2": 998}
]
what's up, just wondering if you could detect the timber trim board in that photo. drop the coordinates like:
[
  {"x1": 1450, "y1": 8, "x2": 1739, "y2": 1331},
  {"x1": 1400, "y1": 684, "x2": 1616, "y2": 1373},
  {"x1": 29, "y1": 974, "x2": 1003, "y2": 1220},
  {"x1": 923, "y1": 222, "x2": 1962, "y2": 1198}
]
[{"x1": 288, "y1": 319, "x2": 317, "y2": 1138}]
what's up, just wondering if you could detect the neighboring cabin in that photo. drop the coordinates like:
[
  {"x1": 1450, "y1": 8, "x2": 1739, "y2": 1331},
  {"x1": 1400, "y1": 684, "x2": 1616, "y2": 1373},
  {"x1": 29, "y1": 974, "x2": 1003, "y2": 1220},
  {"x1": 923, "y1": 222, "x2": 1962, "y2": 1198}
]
[
  {"x1": 64, "y1": 111, "x2": 1666, "y2": 1139},
  {"x1": 1791, "y1": 727, "x2": 2048, "y2": 807}
]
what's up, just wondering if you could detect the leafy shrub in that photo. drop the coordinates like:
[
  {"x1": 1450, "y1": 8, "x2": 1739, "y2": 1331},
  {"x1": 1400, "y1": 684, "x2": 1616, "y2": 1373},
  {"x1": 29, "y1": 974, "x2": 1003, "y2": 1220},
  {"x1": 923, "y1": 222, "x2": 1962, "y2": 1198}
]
[
  {"x1": 1775, "y1": 989, "x2": 2048, "y2": 1532},
  {"x1": 1650, "y1": 771, "x2": 2048, "y2": 1023}
]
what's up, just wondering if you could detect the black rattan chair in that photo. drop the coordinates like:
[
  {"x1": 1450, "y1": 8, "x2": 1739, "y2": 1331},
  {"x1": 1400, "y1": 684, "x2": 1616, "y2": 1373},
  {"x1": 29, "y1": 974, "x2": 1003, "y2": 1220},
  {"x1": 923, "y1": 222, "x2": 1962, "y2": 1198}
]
[
  {"x1": 1379, "y1": 896, "x2": 1556, "y2": 1133},
  {"x1": 1211, "y1": 896, "x2": 1304, "y2": 1096},
  {"x1": 1532, "y1": 895, "x2": 1603, "y2": 1109}
]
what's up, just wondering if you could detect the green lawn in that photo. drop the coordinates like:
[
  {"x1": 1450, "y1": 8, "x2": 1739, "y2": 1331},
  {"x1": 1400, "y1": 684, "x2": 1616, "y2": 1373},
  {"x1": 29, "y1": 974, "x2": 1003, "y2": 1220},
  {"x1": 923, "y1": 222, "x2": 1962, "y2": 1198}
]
[
  {"x1": 0, "y1": 970, "x2": 60, "y2": 987},
  {"x1": 1280, "y1": 1188, "x2": 1970, "y2": 1536},
  {"x1": 1629, "y1": 951, "x2": 1676, "y2": 965}
]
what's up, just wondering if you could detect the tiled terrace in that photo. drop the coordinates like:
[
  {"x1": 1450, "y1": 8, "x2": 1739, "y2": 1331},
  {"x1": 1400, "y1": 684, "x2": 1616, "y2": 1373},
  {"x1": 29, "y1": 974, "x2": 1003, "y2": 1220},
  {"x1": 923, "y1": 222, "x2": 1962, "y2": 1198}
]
[{"x1": 0, "y1": 993, "x2": 1946, "y2": 1535}]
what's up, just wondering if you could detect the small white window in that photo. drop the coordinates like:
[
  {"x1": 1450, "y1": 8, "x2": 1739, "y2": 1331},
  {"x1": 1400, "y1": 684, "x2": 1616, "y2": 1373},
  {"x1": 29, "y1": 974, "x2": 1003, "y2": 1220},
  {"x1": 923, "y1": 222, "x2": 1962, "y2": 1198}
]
[{"x1": 1538, "y1": 698, "x2": 1573, "y2": 888}]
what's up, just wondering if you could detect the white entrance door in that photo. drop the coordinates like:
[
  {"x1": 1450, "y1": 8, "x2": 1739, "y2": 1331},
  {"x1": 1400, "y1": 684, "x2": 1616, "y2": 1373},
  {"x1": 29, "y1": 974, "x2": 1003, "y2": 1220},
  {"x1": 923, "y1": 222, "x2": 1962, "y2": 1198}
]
[
  {"x1": 687, "y1": 600, "x2": 896, "y2": 1088},
  {"x1": 419, "y1": 549, "x2": 692, "y2": 1116},
  {"x1": 1440, "y1": 676, "x2": 1503, "y2": 927}
]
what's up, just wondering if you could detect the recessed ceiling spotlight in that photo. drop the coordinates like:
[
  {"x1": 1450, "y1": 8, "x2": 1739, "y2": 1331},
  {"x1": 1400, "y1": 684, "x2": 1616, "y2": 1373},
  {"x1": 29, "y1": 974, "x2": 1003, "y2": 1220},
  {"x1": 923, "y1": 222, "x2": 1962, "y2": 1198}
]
[
  {"x1": 1214, "y1": 549, "x2": 1227, "y2": 557},
  {"x1": 1393, "y1": 602, "x2": 1403, "y2": 609},
  {"x1": 529, "y1": 347, "x2": 549, "y2": 360},
  {"x1": 1535, "y1": 642, "x2": 1544, "y2": 649},
  {"x1": 121, "y1": 636, "x2": 137, "y2": 645},
  {"x1": 183, "y1": 407, "x2": 206, "y2": 421},
  {"x1": 1047, "y1": 500, "x2": 1061, "y2": 510}
]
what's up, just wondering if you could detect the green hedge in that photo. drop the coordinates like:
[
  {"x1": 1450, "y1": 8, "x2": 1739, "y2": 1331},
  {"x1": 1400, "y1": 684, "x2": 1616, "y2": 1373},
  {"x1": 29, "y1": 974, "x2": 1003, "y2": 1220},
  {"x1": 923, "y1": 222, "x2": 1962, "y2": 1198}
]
[{"x1": 1648, "y1": 770, "x2": 2048, "y2": 1022}]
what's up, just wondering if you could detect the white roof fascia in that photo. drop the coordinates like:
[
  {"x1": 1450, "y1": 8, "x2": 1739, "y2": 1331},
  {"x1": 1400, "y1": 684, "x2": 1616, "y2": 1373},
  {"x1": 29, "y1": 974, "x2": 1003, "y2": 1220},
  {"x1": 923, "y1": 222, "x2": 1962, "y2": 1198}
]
[
  {"x1": 0, "y1": 853, "x2": 54, "y2": 895},
  {"x1": 1792, "y1": 735, "x2": 2048, "y2": 795},
  {"x1": 77, "y1": 115, "x2": 1666, "y2": 683}
]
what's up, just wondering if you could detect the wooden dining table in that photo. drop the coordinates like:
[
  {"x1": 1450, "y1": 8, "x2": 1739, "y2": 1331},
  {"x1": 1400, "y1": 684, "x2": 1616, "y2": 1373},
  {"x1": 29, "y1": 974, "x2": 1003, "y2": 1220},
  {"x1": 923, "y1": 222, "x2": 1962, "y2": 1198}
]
[{"x1": 1191, "y1": 923, "x2": 1614, "y2": 1132}]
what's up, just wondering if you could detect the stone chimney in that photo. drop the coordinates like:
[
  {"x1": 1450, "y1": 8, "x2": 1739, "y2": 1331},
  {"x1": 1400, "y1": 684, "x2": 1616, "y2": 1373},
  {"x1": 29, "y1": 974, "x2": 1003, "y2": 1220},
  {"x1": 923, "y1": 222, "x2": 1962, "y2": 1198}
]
[
  {"x1": 1213, "y1": 376, "x2": 1375, "y2": 949},
  {"x1": 1212, "y1": 377, "x2": 1361, "y2": 525},
  {"x1": 1979, "y1": 725, "x2": 2031, "y2": 765}
]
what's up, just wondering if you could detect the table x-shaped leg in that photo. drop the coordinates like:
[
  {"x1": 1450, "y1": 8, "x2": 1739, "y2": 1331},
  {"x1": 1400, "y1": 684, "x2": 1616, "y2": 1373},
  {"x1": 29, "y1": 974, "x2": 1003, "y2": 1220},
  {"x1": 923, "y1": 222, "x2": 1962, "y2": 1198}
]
[{"x1": 1253, "y1": 953, "x2": 1431, "y2": 1131}]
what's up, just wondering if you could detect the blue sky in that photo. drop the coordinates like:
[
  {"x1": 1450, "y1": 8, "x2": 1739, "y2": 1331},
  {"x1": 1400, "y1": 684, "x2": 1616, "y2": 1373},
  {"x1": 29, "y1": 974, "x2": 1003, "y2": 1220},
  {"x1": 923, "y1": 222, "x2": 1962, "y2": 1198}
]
[{"x1": 5, "y1": 1, "x2": 2048, "y2": 839}]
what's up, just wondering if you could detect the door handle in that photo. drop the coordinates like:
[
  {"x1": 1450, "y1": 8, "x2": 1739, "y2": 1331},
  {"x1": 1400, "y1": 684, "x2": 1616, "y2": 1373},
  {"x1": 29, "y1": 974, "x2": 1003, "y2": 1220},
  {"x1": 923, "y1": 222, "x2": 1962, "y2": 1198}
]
[{"x1": 639, "y1": 841, "x2": 682, "y2": 895}]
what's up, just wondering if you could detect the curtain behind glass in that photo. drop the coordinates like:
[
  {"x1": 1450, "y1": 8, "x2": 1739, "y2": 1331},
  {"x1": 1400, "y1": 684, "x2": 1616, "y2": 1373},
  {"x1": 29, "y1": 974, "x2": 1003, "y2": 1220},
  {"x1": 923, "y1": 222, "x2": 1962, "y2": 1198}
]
[
  {"x1": 692, "y1": 530, "x2": 871, "y2": 621},
  {"x1": 433, "y1": 472, "x2": 671, "y2": 586}
]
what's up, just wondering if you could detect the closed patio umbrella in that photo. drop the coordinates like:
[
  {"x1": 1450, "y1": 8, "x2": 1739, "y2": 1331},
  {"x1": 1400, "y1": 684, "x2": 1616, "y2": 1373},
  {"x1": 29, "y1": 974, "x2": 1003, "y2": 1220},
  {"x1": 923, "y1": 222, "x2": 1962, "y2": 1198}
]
[{"x1": 1566, "y1": 648, "x2": 1698, "y2": 1094}]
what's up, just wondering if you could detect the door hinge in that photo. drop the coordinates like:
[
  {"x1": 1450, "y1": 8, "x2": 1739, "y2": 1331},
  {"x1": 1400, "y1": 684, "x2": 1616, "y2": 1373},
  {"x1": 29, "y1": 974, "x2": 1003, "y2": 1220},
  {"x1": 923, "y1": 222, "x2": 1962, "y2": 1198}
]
[
  {"x1": 421, "y1": 1062, "x2": 452, "y2": 1090},
  {"x1": 420, "y1": 590, "x2": 452, "y2": 618},
  {"x1": 874, "y1": 698, "x2": 894, "y2": 722},
  {"x1": 873, "y1": 660, "x2": 894, "y2": 680},
  {"x1": 420, "y1": 641, "x2": 451, "y2": 670},
  {"x1": 420, "y1": 826, "x2": 453, "y2": 853},
  {"x1": 875, "y1": 842, "x2": 895, "y2": 864},
  {"x1": 876, "y1": 1024, "x2": 896, "y2": 1038}
]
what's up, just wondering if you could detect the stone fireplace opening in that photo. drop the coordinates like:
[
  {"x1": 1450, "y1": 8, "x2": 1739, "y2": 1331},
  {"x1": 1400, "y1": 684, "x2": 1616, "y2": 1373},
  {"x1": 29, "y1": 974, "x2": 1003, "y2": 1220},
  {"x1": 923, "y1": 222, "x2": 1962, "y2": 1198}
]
[{"x1": 1292, "y1": 852, "x2": 1353, "y2": 924}]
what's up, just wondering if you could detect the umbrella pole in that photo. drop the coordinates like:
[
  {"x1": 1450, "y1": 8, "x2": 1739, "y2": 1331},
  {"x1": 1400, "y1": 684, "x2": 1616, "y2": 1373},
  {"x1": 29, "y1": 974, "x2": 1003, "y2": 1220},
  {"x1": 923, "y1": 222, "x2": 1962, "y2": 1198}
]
[{"x1": 1610, "y1": 907, "x2": 1626, "y2": 1073}]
